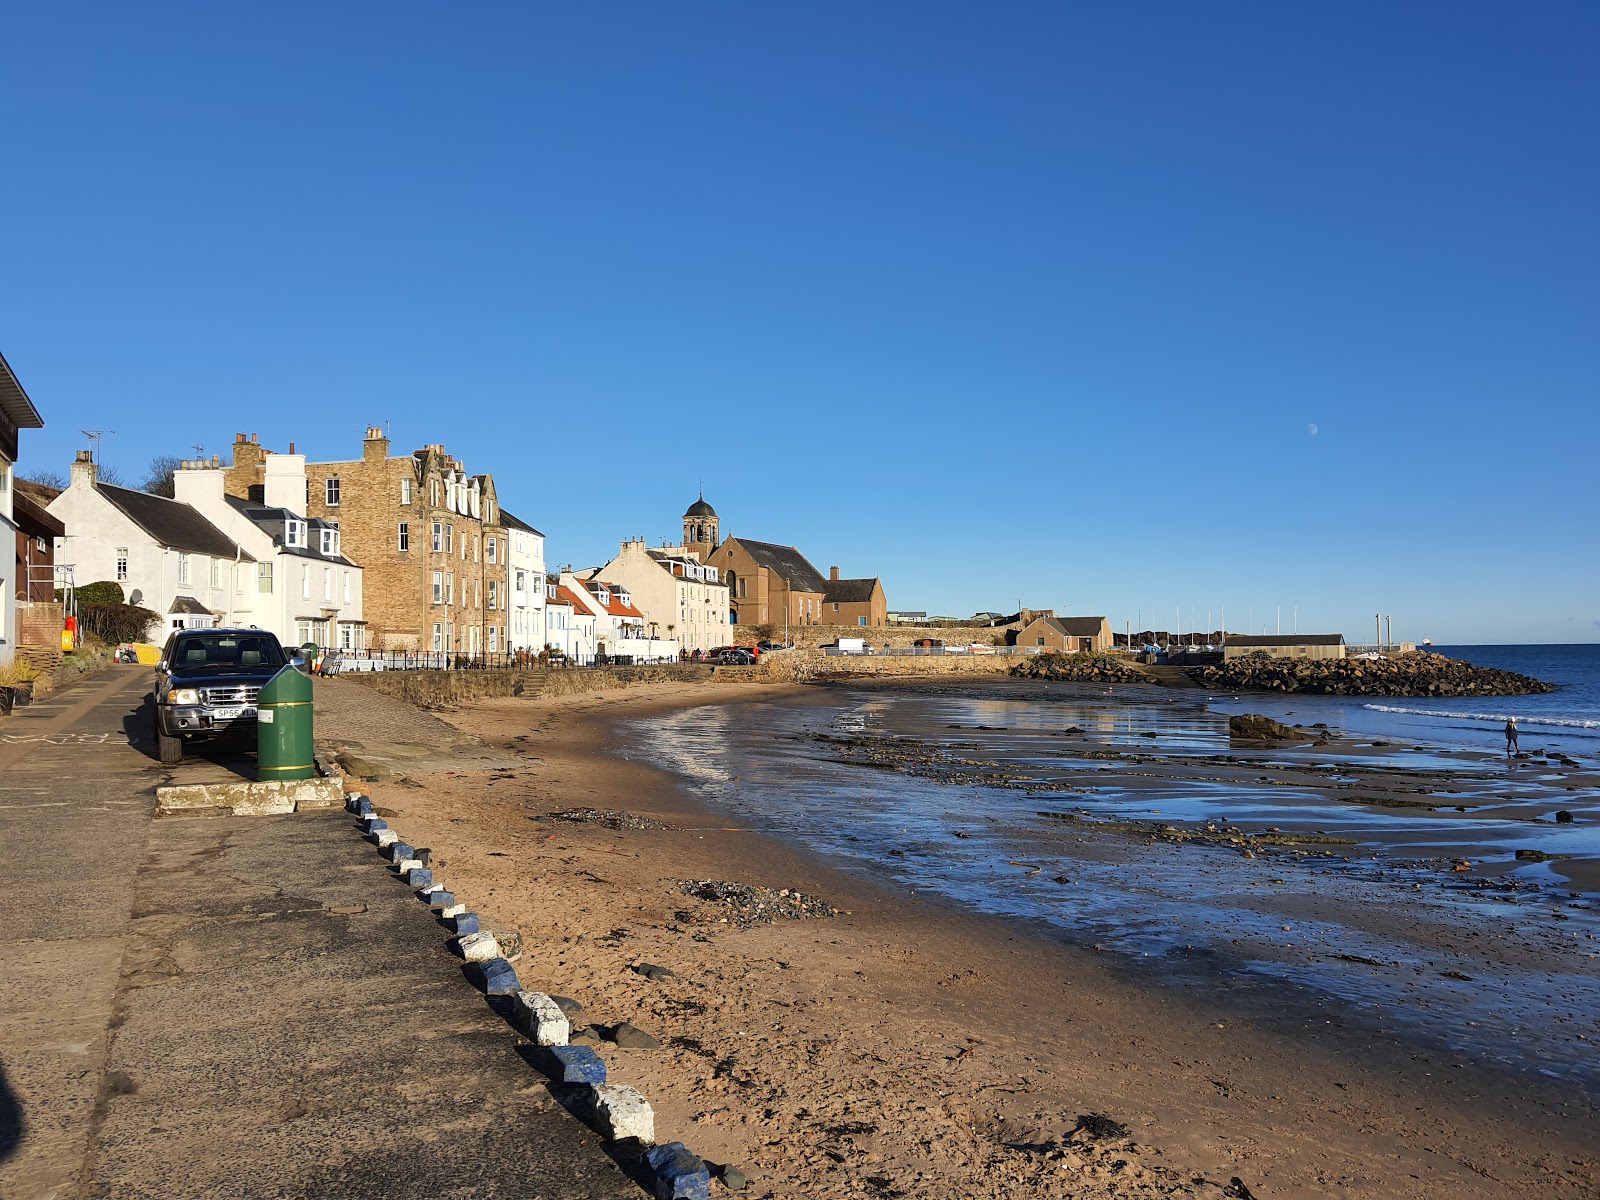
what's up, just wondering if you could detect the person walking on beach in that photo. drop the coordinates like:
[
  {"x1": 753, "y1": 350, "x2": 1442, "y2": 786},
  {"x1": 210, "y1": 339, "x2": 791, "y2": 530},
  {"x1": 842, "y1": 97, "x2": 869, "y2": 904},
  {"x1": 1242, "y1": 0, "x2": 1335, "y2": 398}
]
[{"x1": 1505, "y1": 717, "x2": 1519, "y2": 753}]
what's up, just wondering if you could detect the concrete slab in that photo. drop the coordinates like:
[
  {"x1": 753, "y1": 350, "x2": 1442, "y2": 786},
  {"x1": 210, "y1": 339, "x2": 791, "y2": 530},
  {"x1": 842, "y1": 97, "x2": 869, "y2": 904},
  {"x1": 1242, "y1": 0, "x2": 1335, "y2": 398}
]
[{"x1": 154, "y1": 775, "x2": 345, "y2": 817}]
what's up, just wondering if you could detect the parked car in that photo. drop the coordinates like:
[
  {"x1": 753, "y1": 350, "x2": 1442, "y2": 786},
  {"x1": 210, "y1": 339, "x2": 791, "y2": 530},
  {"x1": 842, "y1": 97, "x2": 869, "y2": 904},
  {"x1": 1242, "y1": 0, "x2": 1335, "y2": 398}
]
[
  {"x1": 153, "y1": 628, "x2": 290, "y2": 764},
  {"x1": 757, "y1": 640, "x2": 793, "y2": 651},
  {"x1": 718, "y1": 648, "x2": 756, "y2": 665}
]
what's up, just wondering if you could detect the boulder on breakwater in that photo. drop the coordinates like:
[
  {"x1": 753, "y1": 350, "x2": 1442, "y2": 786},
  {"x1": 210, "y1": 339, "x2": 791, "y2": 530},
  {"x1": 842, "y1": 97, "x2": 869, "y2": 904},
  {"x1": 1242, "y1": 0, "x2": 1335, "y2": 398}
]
[
  {"x1": 1010, "y1": 652, "x2": 1154, "y2": 684},
  {"x1": 1192, "y1": 651, "x2": 1554, "y2": 697}
]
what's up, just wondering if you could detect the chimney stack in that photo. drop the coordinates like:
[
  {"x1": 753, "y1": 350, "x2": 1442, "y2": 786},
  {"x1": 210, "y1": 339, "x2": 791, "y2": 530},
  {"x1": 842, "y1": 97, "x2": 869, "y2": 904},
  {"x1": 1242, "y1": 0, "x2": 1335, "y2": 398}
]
[
  {"x1": 71, "y1": 449, "x2": 99, "y2": 490},
  {"x1": 830, "y1": 566, "x2": 840, "y2": 581}
]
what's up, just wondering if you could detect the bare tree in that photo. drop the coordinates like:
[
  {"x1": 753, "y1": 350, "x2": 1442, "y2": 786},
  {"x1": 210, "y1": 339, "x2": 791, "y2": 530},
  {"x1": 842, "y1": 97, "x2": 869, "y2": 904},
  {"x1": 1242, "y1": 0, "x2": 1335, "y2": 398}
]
[
  {"x1": 16, "y1": 467, "x2": 67, "y2": 490},
  {"x1": 140, "y1": 455, "x2": 186, "y2": 498},
  {"x1": 97, "y1": 462, "x2": 125, "y2": 486}
]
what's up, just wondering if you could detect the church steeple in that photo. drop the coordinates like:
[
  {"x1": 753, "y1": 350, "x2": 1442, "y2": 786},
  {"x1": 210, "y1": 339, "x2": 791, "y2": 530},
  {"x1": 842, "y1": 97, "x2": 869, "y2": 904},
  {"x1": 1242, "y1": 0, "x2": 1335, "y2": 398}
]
[{"x1": 683, "y1": 492, "x2": 719, "y2": 557}]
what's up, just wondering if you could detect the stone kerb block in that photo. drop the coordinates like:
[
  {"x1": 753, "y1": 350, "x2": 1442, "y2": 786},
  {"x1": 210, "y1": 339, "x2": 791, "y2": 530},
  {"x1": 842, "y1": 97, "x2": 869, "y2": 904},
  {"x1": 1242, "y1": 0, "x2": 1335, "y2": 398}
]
[
  {"x1": 538, "y1": 1044, "x2": 606, "y2": 1084},
  {"x1": 469, "y1": 957, "x2": 521, "y2": 995},
  {"x1": 427, "y1": 890, "x2": 456, "y2": 910},
  {"x1": 646, "y1": 1143, "x2": 711, "y2": 1200},
  {"x1": 513, "y1": 992, "x2": 570, "y2": 1046},
  {"x1": 371, "y1": 829, "x2": 398, "y2": 848},
  {"x1": 457, "y1": 931, "x2": 501, "y2": 962},
  {"x1": 393, "y1": 857, "x2": 422, "y2": 873},
  {"x1": 348, "y1": 795, "x2": 373, "y2": 815},
  {"x1": 405, "y1": 867, "x2": 433, "y2": 888},
  {"x1": 385, "y1": 842, "x2": 414, "y2": 863},
  {"x1": 591, "y1": 1083, "x2": 655, "y2": 1144},
  {"x1": 360, "y1": 817, "x2": 386, "y2": 833},
  {"x1": 451, "y1": 912, "x2": 479, "y2": 935}
]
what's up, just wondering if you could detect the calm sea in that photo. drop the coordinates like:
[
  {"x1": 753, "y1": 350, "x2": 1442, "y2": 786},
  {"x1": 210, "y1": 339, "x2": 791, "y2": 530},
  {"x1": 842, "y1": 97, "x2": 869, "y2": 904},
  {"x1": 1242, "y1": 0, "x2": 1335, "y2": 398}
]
[{"x1": 1207, "y1": 643, "x2": 1600, "y2": 751}]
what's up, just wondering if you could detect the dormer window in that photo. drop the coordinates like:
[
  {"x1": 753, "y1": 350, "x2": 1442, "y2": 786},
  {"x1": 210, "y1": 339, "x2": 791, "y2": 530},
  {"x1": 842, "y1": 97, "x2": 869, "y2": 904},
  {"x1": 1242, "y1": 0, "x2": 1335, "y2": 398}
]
[
  {"x1": 285, "y1": 519, "x2": 307, "y2": 548},
  {"x1": 320, "y1": 527, "x2": 340, "y2": 556}
]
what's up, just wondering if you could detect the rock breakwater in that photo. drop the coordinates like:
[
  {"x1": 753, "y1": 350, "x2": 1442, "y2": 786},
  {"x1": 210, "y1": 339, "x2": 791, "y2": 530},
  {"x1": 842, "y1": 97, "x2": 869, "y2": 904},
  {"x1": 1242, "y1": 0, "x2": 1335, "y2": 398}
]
[
  {"x1": 1010, "y1": 652, "x2": 1154, "y2": 684},
  {"x1": 1193, "y1": 651, "x2": 1554, "y2": 697}
]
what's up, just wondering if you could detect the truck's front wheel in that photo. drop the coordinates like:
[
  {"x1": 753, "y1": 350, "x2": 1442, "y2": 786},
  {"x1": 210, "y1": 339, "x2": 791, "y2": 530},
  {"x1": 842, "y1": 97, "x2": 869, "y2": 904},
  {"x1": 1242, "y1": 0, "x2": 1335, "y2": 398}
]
[{"x1": 155, "y1": 717, "x2": 184, "y2": 765}]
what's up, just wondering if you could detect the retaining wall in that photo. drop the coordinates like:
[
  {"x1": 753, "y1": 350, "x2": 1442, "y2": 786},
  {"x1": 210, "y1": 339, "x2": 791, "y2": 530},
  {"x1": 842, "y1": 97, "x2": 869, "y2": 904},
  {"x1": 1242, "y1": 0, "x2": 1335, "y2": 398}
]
[
  {"x1": 338, "y1": 663, "x2": 716, "y2": 707},
  {"x1": 763, "y1": 648, "x2": 1016, "y2": 683},
  {"x1": 735, "y1": 622, "x2": 1019, "y2": 650}
]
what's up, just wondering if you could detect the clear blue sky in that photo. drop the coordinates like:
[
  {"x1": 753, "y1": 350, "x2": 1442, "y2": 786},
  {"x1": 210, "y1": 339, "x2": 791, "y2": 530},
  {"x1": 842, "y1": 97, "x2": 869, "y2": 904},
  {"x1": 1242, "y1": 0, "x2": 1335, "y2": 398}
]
[{"x1": 3, "y1": 3, "x2": 1595, "y2": 643}]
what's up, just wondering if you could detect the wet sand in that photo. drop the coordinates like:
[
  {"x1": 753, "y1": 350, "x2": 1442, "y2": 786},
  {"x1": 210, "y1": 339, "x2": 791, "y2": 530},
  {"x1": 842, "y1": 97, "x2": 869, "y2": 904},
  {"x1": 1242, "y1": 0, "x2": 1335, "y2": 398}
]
[{"x1": 356, "y1": 679, "x2": 1599, "y2": 1199}]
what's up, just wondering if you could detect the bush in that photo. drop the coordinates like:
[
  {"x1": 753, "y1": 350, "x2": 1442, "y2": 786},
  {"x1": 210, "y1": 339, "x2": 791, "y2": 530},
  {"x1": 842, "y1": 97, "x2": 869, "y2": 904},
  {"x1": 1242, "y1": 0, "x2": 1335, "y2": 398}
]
[
  {"x1": 77, "y1": 581, "x2": 126, "y2": 605},
  {"x1": 77, "y1": 602, "x2": 158, "y2": 645}
]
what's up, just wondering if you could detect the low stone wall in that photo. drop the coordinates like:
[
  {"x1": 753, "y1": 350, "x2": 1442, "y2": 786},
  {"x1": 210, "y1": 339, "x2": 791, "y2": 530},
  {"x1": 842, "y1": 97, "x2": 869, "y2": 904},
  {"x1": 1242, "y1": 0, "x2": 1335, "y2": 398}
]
[
  {"x1": 735, "y1": 622, "x2": 1018, "y2": 650},
  {"x1": 762, "y1": 649, "x2": 1016, "y2": 683},
  {"x1": 339, "y1": 664, "x2": 716, "y2": 707}
]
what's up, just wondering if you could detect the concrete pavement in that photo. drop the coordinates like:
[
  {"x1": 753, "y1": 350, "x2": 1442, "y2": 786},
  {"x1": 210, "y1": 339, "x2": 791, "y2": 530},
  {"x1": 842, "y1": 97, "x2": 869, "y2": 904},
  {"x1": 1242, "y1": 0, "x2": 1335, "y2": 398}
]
[{"x1": 0, "y1": 667, "x2": 639, "y2": 1199}]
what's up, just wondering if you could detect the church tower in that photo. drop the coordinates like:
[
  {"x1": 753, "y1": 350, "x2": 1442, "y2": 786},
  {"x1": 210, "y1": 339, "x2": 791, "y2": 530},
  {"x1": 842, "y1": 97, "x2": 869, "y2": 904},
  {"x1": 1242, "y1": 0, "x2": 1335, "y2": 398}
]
[{"x1": 683, "y1": 494, "x2": 719, "y2": 560}]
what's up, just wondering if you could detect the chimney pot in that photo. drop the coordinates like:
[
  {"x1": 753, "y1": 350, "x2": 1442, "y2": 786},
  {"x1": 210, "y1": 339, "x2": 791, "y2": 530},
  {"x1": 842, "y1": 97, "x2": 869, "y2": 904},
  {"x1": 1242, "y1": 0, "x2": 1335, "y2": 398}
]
[
  {"x1": 288, "y1": 442, "x2": 295, "y2": 455},
  {"x1": 76, "y1": 449, "x2": 93, "y2": 463},
  {"x1": 236, "y1": 432, "x2": 247, "y2": 443},
  {"x1": 251, "y1": 433, "x2": 258, "y2": 443}
]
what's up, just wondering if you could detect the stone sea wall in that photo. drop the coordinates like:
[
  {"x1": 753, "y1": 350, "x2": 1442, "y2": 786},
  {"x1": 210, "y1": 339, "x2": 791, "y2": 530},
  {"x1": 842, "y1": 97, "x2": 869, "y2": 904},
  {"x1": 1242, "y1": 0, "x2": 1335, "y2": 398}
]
[
  {"x1": 339, "y1": 664, "x2": 716, "y2": 707},
  {"x1": 760, "y1": 649, "x2": 1017, "y2": 684},
  {"x1": 735, "y1": 622, "x2": 1018, "y2": 650},
  {"x1": 1010, "y1": 652, "x2": 1155, "y2": 684},
  {"x1": 1192, "y1": 651, "x2": 1555, "y2": 697}
]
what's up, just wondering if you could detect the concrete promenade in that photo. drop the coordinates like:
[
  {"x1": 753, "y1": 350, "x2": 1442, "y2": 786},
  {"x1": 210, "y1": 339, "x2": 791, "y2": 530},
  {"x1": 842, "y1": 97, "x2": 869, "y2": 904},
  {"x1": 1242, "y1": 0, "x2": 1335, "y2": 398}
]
[{"x1": 0, "y1": 667, "x2": 637, "y2": 1199}]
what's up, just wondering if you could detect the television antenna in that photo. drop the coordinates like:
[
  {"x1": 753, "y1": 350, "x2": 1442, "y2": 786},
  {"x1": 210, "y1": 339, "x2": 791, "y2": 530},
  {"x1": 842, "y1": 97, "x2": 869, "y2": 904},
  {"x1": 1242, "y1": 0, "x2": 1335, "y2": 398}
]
[{"x1": 81, "y1": 429, "x2": 115, "y2": 458}]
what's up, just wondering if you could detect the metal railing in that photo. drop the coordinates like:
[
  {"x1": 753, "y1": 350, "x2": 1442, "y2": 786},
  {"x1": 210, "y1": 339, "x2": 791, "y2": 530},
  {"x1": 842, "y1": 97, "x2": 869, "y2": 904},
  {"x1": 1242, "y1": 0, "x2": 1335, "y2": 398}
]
[
  {"x1": 823, "y1": 645, "x2": 1046, "y2": 657},
  {"x1": 324, "y1": 648, "x2": 685, "y2": 673}
]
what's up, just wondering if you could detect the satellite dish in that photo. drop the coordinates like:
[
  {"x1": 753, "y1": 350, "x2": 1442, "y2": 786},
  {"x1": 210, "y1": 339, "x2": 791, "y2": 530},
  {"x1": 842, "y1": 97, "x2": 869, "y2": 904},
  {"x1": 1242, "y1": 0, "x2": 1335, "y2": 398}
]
[{"x1": 129, "y1": 589, "x2": 144, "y2": 606}]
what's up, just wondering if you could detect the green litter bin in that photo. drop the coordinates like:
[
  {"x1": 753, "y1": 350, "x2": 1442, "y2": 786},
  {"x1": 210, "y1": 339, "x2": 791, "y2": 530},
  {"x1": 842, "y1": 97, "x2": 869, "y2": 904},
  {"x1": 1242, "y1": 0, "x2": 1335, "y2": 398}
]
[{"x1": 258, "y1": 664, "x2": 315, "y2": 781}]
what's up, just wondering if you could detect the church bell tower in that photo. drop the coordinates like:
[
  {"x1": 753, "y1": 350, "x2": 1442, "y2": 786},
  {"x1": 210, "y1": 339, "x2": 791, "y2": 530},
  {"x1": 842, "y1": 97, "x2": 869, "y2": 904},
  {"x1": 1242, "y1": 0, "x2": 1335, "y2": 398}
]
[{"x1": 682, "y1": 493, "x2": 719, "y2": 559}]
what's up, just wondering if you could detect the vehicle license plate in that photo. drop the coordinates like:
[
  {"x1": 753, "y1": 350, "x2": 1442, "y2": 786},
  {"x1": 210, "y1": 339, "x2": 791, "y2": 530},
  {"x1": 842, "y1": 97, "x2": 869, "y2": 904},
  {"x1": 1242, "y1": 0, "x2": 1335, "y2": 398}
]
[{"x1": 212, "y1": 706, "x2": 252, "y2": 720}]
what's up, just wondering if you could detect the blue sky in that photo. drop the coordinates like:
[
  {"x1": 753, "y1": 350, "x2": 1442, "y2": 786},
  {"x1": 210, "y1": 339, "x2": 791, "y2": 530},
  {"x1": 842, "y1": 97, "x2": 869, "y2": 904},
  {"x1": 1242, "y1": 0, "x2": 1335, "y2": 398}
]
[{"x1": 3, "y1": 3, "x2": 1595, "y2": 643}]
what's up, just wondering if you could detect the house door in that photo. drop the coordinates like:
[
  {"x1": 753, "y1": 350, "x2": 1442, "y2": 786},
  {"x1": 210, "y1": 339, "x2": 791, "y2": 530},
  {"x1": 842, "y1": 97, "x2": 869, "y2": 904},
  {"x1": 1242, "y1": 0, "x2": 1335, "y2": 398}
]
[{"x1": 1079, "y1": 638, "x2": 1092, "y2": 653}]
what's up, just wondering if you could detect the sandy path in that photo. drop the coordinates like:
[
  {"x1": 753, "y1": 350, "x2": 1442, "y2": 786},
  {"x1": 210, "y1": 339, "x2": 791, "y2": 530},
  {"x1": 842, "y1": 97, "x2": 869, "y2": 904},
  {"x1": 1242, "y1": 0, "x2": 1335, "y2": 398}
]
[{"x1": 349, "y1": 681, "x2": 1598, "y2": 1199}]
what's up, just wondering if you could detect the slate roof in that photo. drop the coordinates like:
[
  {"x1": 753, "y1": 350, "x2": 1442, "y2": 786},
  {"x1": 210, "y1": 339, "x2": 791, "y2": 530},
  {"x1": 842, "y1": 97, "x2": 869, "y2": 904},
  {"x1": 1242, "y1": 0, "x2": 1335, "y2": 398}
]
[
  {"x1": 823, "y1": 577, "x2": 880, "y2": 605},
  {"x1": 98, "y1": 484, "x2": 253, "y2": 561},
  {"x1": 731, "y1": 538, "x2": 828, "y2": 593},
  {"x1": 585, "y1": 581, "x2": 644, "y2": 619},
  {"x1": 684, "y1": 496, "x2": 717, "y2": 518},
  {"x1": 1028, "y1": 615, "x2": 1109, "y2": 637},
  {"x1": 1226, "y1": 634, "x2": 1345, "y2": 647},
  {"x1": 500, "y1": 509, "x2": 545, "y2": 537},
  {"x1": 222, "y1": 496, "x2": 355, "y2": 566},
  {"x1": 168, "y1": 595, "x2": 214, "y2": 615}
]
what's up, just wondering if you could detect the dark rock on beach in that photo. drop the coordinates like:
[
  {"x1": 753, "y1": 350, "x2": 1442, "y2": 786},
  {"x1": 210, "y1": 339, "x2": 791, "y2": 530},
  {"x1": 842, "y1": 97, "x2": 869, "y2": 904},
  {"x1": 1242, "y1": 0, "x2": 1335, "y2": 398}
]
[
  {"x1": 1229, "y1": 714, "x2": 1313, "y2": 741},
  {"x1": 1194, "y1": 651, "x2": 1554, "y2": 697}
]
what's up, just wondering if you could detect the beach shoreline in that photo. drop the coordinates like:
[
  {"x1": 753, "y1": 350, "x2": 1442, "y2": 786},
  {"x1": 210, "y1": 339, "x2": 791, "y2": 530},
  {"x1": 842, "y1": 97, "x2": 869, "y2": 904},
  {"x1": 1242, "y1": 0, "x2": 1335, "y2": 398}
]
[{"x1": 341, "y1": 677, "x2": 1600, "y2": 1198}]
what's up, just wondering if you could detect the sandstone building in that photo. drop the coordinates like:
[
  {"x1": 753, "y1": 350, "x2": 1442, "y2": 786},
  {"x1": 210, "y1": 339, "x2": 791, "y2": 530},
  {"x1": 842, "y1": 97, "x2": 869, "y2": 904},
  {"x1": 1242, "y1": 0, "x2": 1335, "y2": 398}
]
[
  {"x1": 227, "y1": 429, "x2": 512, "y2": 654},
  {"x1": 821, "y1": 568, "x2": 887, "y2": 628},
  {"x1": 1013, "y1": 614, "x2": 1115, "y2": 654},
  {"x1": 1222, "y1": 634, "x2": 1346, "y2": 662},
  {"x1": 681, "y1": 493, "x2": 887, "y2": 630}
]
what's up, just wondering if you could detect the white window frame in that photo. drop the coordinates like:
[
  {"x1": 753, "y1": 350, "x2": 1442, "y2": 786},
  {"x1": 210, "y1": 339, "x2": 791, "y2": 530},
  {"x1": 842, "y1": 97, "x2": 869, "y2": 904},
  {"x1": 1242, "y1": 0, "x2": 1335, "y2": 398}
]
[
  {"x1": 116, "y1": 548, "x2": 129, "y2": 582},
  {"x1": 400, "y1": 478, "x2": 412, "y2": 504},
  {"x1": 325, "y1": 477, "x2": 341, "y2": 506},
  {"x1": 177, "y1": 552, "x2": 190, "y2": 584},
  {"x1": 343, "y1": 571, "x2": 351, "y2": 603},
  {"x1": 323, "y1": 567, "x2": 332, "y2": 601},
  {"x1": 432, "y1": 622, "x2": 443, "y2": 651},
  {"x1": 210, "y1": 559, "x2": 222, "y2": 589},
  {"x1": 432, "y1": 571, "x2": 443, "y2": 604},
  {"x1": 398, "y1": 522, "x2": 409, "y2": 551},
  {"x1": 320, "y1": 527, "x2": 340, "y2": 556},
  {"x1": 301, "y1": 565, "x2": 310, "y2": 599},
  {"x1": 488, "y1": 580, "x2": 498, "y2": 610},
  {"x1": 431, "y1": 522, "x2": 443, "y2": 552},
  {"x1": 285, "y1": 520, "x2": 306, "y2": 549},
  {"x1": 446, "y1": 573, "x2": 454, "y2": 605},
  {"x1": 486, "y1": 536, "x2": 497, "y2": 564},
  {"x1": 258, "y1": 562, "x2": 274, "y2": 593}
]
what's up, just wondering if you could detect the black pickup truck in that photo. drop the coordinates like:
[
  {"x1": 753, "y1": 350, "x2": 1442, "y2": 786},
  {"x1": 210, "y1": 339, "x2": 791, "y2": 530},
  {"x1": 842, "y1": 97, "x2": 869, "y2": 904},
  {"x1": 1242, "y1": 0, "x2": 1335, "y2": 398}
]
[{"x1": 153, "y1": 628, "x2": 291, "y2": 764}]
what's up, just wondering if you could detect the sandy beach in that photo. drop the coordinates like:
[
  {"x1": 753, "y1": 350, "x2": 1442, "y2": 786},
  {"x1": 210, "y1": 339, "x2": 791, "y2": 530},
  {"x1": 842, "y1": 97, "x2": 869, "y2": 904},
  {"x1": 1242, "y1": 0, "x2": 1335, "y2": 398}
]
[{"x1": 329, "y1": 677, "x2": 1600, "y2": 1199}]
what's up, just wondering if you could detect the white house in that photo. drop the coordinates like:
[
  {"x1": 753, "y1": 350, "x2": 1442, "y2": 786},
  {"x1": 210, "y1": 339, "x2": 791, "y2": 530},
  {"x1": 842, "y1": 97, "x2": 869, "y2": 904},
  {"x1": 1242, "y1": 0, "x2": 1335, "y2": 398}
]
[
  {"x1": 544, "y1": 575, "x2": 596, "y2": 664},
  {"x1": 49, "y1": 452, "x2": 254, "y2": 642},
  {"x1": 172, "y1": 456, "x2": 365, "y2": 650},
  {"x1": 502, "y1": 509, "x2": 546, "y2": 654},
  {"x1": 567, "y1": 570, "x2": 679, "y2": 662},
  {"x1": 597, "y1": 538, "x2": 730, "y2": 656},
  {"x1": 1, "y1": 350, "x2": 47, "y2": 666}
]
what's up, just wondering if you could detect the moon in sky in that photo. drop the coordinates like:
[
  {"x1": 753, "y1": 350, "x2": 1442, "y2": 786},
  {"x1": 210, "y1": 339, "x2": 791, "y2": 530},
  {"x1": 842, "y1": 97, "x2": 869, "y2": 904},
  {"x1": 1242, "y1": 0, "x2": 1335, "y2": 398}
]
[{"x1": 1308, "y1": 423, "x2": 1319, "y2": 435}]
